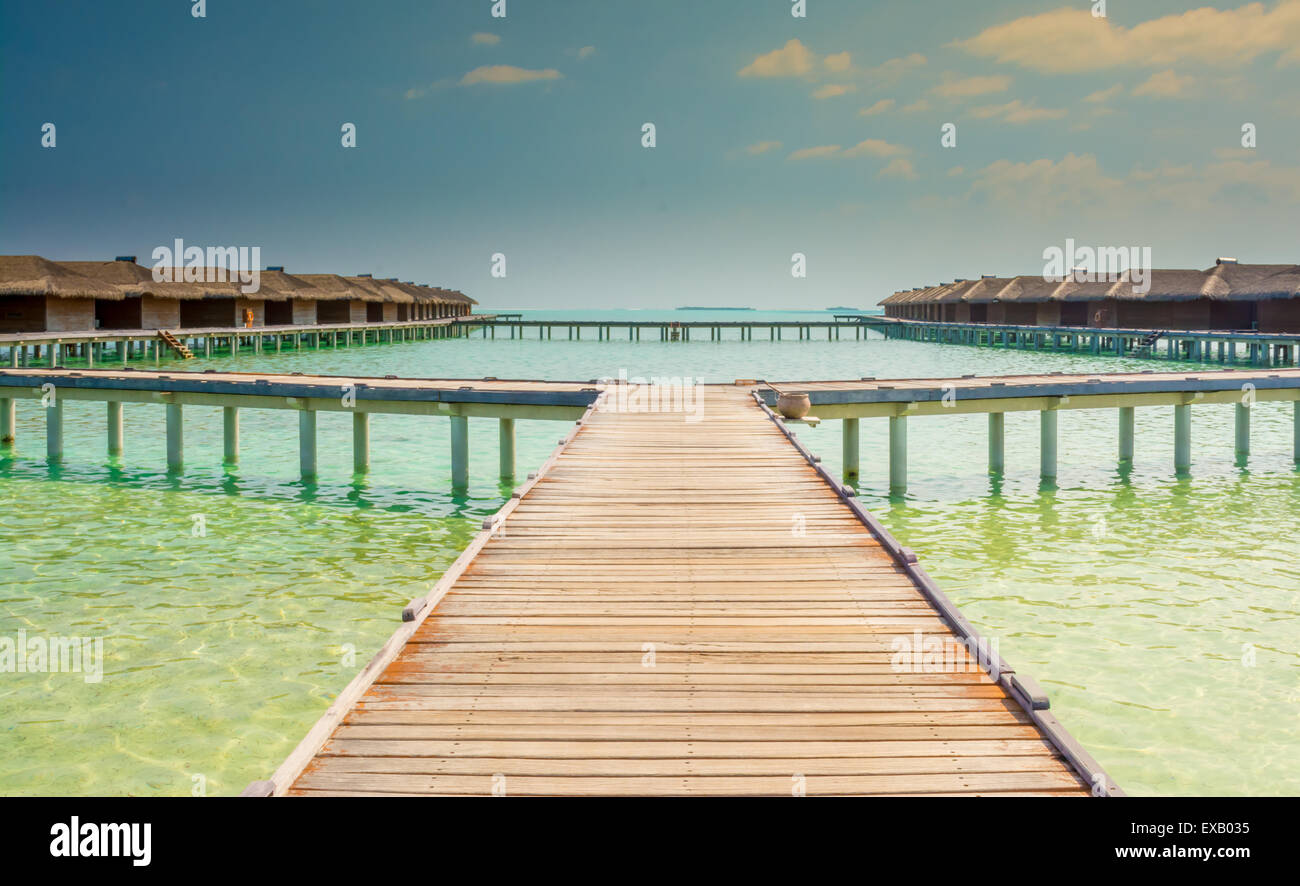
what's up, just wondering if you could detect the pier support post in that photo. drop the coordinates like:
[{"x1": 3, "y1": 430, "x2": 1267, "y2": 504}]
[
  {"x1": 353, "y1": 412, "x2": 370, "y2": 474},
  {"x1": 1235, "y1": 402, "x2": 1250, "y2": 460},
  {"x1": 46, "y1": 398, "x2": 63, "y2": 461},
  {"x1": 223, "y1": 407, "x2": 239, "y2": 464},
  {"x1": 450, "y1": 415, "x2": 469, "y2": 488},
  {"x1": 499, "y1": 417, "x2": 516, "y2": 478},
  {"x1": 888, "y1": 415, "x2": 907, "y2": 493},
  {"x1": 1174, "y1": 404, "x2": 1192, "y2": 474},
  {"x1": 299, "y1": 410, "x2": 317, "y2": 480},
  {"x1": 1040, "y1": 410, "x2": 1058, "y2": 480},
  {"x1": 166, "y1": 403, "x2": 183, "y2": 472},
  {"x1": 988, "y1": 413, "x2": 1004, "y2": 474},
  {"x1": 842, "y1": 418, "x2": 859, "y2": 483},
  {"x1": 0, "y1": 397, "x2": 14, "y2": 446},
  {"x1": 1118, "y1": 406, "x2": 1135, "y2": 463},
  {"x1": 1294, "y1": 402, "x2": 1299, "y2": 463},
  {"x1": 107, "y1": 401, "x2": 123, "y2": 457}
]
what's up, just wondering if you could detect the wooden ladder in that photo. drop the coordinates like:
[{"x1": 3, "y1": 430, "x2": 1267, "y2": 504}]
[{"x1": 158, "y1": 329, "x2": 195, "y2": 359}]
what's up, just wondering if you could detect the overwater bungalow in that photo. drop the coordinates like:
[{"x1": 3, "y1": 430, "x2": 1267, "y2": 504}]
[
  {"x1": 880, "y1": 260, "x2": 1300, "y2": 333},
  {"x1": 0, "y1": 255, "x2": 476, "y2": 333}
]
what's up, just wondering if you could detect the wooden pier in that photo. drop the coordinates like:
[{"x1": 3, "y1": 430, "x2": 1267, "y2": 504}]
[
  {"x1": 0, "y1": 315, "x2": 490, "y2": 368},
  {"x1": 251, "y1": 386, "x2": 1114, "y2": 797},
  {"x1": 874, "y1": 317, "x2": 1300, "y2": 366},
  {"x1": 474, "y1": 318, "x2": 875, "y2": 341}
]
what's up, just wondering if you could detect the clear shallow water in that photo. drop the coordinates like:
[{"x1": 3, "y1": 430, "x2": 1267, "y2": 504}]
[{"x1": 1, "y1": 309, "x2": 1296, "y2": 795}]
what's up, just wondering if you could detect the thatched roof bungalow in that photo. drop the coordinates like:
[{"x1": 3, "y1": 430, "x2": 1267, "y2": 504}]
[
  {"x1": 0, "y1": 256, "x2": 476, "y2": 333},
  {"x1": 880, "y1": 260, "x2": 1300, "y2": 333}
]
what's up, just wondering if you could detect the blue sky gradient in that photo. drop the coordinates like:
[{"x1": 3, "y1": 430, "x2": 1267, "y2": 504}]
[{"x1": 2, "y1": 0, "x2": 1297, "y2": 307}]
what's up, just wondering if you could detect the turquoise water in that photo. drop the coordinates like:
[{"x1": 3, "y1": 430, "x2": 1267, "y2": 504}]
[{"x1": 1, "y1": 309, "x2": 1296, "y2": 795}]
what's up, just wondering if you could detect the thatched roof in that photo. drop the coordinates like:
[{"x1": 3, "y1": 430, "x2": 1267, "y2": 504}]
[
  {"x1": 0, "y1": 255, "x2": 123, "y2": 299},
  {"x1": 879, "y1": 263, "x2": 1299, "y2": 306},
  {"x1": 0, "y1": 256, "x2": 477, "y2": 308},
  {"x1": 1206, "y1": 263, "x2": 1300, "y2": 300},
  {"x1": 292, "y1": 273, "x2": 369, "y2": 302}
]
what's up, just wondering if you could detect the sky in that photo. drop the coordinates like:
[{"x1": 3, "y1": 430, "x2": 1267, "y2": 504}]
[{"x1": 1, "y1": 0, "x2": 1298, "y2": 308}]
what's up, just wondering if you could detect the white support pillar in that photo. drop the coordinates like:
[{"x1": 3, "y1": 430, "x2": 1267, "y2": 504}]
[
  {"x1": 299, "y1": 410, "x2": 317, "y2": 480},
  {"x1": 988, "y1": 413, "x2": 1004, "y2": 474},
  {"x1": 353, "y1": 412, "x2": 370, "y2": 474},
  {"x1": 499, "y1": 417, "x2": 516, "y2": 479},
  {"x1": 1294, "y1": 401, "x2": 1299, "y2": 463},
  {"x1": 1174, "y1": 404, "x2": 1192, "y2": 474},
  {"x1": 1118, "y1": 406, "x2": 1135, "y2": 463},
  {"x1": 223, "y1": 407, "x2": 239, "y2": 464},
  {"x1": 107, "y1": 401, "x2": 123, "y2": 457},
  {"x1": 450, "y1": 415, "x2": 469, "y2": 488},
  {"x1": 842, "y1": 418, "x2": 860, "y2": 483},
  {"x1": 166, "y1": 403, "x2": 183, "y2": 472},
  {"x1": 46, "y1": 398, "x2": 64, "y2": 461},
  {"x1": 0, "y1": 397, "x2": 14, "y2": 446},
  {"x1": 888, "y1": 415, "x2": 907, "y2": 493},
  {"x1": 1040, "y1": 409, "x2": 1058, "y2": 480},
  {"x1": 1234, "y1": 402, "x2": 1250, "y2": 459}
]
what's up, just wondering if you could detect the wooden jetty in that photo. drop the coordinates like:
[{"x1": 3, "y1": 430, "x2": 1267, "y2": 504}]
[
  {"x1": 872, "y1": 317, "x2": 1300, "y2": 366},
  {"x1": 250, "y1": 386, "x2": 1114, "y2": 797},
  {"x1": 474, "y1": 318, "x2": 875, "y2": 341},
  {"x1": 0, "y1": 315, "x2": 489, "y2": 369}
]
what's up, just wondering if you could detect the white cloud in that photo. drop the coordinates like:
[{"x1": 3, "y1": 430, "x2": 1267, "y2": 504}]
[
  {"x1": 902, "y1": 99, "x2": 931, "y2": 113},
  {"x1": 739, "y1": 39, "x2": 816, "y2": 78},
  {"x1": 843, "y1": 138, "x2": 910, "y2": 158},
  {"x1": 460, "y1": 65, "x2": 563, "y2": 86},
  {"x1": 969, "y1": 99, "x2": 1067, "y2": 123},
  {"x1": 864, "y1": 53, "x2": 927, "y2": 86},
  {"x1": 577, "y1": 46, "x2": 596, "y2": 60},
  {"x1": 879, "y1": 157, "x2": 918, "y2": 180},
  {"x1": 1084, "y1": 84, "x2": 1124, "y2": 103},
  {"x1": 471, "y1": 33, "x2": 500, "y2": 46},
  {"x1": 953, "y1": 2, "x2": 1300, "y2": 73},
  {"x1": 788, "y1": 144, "x2": 842, "y2": 161},
  {"x1": 932, "y1": 74, "x2": 1012, "y2": 98},
  {"x1": 745, "y1": 140, "x2": 782, "y2": 155},
  {"x1": 1132, "y1": 69, "x2": 1195, "y2": 98},
  {"x1": 824, "y1": 51, "x2": 853, "y2": 73},
  {"x1": 859, "y1": 99, "x2": 895, "y2": 116},
  {"x1": 812, "y1": 83, "x2": 855, "y2": 100}
]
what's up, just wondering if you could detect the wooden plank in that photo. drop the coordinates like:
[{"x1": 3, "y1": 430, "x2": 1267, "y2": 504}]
[{"x1": 269, "y1": 385, "x2": 1099, "y2": 797}]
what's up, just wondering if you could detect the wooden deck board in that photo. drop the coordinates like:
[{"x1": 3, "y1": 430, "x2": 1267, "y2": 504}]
[{"x1": 278, "y1": 387, "x2": 1095, "y2": 797}]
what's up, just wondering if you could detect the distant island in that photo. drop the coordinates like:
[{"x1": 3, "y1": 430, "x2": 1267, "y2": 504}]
[
  {"x1": 825, "y1": 306, "x2": 863, "y2": 311},
  {"x1": 677, "y1": 306, "x2": 755, "y2": 311}
]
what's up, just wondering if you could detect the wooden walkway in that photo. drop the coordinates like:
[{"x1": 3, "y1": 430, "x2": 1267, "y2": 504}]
[{"x1": 260, "y1": 386, "x2": 1112, "y2": 796}]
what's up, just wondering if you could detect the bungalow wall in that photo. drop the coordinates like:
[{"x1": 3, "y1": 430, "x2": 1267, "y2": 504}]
[
  {"x1": 1003, "y1": 303, "x2": 1037, "y2": 325},
  {"x1": 96, "y1": 296, "x2": 142, "y2": 330},
  {"x1": 316, "y1": 300, "x2": 350, "y2": 324},
  {"x1": 1258, "y1": 300, "x2": 1300, "y2": 334},
  {"x1": 46, "y1": 297, "x2": 95, "y2": 332},
  {"x1": 264, "y1": 300, "x2": 294, "y2": 326},
  {"x1": 987, "y1": 303, "x2": 1006, "y2": 324},
  {"x1": 235, "y1": 297, "x2": 264, "y2": 327},
  {"x1": 1087, "y1": 301, "x2": 1117, "y2": 328},
  {"x1": 1035, "y1": 302, "x2": 1061, "y2": 327},
  {"x1": 350, "y1": 300, "x2": 368, "y2": 323},
  {"x1": 292, "y1": 299, "x2": 317, "y2": 325},
  {"x1": 954, "y1": 303, "x2": 971, "y2": 323},
  {"x1": 180, "y1": 297, "x2": 238, "y2": 328},
  {"x1": 0, "y1": 295, "x2": 46, "y2": 333},
  {"x1": 382, "y1": 303, "x2": 398, "y2": 322},
  {"x1": 141, "y1": 295, "x2": 180, "y2": 329}
]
